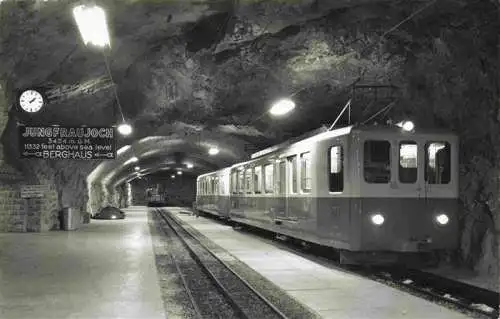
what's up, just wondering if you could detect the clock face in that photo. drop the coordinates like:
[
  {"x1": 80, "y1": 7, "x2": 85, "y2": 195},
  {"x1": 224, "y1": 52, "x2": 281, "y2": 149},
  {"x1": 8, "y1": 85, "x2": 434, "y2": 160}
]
[{"x1": 19, "y1": 90, "x2": 44, "y2": 113}]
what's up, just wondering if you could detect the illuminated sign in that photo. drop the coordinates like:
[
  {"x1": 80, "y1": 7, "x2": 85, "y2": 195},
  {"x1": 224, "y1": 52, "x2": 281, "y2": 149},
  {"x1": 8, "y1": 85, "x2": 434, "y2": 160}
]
[{"x1": 19, "y1": 126, "x2": 116, "y2": 160}]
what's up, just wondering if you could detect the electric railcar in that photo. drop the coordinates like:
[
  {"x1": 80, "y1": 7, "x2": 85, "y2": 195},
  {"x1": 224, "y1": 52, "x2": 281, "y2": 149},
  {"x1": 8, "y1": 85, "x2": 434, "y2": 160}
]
[{"x1": 195, "y1": 125, "x2": 459, "y2": 263}]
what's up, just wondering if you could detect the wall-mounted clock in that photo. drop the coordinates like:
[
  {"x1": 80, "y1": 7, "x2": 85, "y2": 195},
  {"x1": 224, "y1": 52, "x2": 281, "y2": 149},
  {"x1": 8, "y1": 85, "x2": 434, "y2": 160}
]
[{"x1": 18, "y1": 89, "x2": 45, "y2": 113}]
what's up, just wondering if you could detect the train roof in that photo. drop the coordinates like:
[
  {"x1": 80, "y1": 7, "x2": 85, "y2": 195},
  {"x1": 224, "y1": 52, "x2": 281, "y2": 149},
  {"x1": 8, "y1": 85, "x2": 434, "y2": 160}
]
[
  {"x1": 250, "y1": 124, "x2": 457, "y2": 160},
  {"x1": 197, "y1": 124, "x2": 458, "y2": 180}
]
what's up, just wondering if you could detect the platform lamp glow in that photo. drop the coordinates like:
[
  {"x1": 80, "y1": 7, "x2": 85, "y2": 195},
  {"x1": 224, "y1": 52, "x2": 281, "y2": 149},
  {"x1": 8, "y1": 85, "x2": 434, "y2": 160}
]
[
  {"x1": 73, "y1": 5, "x2": 110, "y2": 48},
  {"x1": 269, "y1": 98, "x2": 295, "y2": 116},
  {"x1": 186, "y1": 162, "x2": 194, "y2": 169}
]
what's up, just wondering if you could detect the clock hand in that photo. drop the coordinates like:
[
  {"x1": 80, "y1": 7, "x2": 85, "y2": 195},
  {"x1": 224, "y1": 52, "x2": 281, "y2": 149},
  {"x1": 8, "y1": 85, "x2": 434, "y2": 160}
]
[{"x1": 29, "y1": 98, "x2": 36, "y2": 103}]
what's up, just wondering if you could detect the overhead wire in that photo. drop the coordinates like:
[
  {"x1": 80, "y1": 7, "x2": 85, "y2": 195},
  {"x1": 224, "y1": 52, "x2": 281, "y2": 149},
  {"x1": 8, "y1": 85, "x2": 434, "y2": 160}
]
[{"x1": 102, "y1": 50, "x2": 126, "y2": 123}]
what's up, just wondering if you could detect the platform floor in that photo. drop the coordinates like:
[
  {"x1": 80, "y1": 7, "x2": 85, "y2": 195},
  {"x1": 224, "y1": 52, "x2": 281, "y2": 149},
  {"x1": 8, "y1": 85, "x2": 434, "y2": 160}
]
[
  {"x1": 0, "y1": 206, "x2": 472, "y2": 319},
  {"x1": 0, "y1": 206, "x2": 165, "y2": 319},
  {"x1": 168, "y1": 207, "x2": 471, "y2": 319}
]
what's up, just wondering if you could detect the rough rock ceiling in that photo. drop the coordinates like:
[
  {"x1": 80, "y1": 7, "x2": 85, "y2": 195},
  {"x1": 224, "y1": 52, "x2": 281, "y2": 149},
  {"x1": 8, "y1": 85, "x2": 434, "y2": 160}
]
[{"x1": 0, "y1": 0, "x2": 489, "y2": 187}]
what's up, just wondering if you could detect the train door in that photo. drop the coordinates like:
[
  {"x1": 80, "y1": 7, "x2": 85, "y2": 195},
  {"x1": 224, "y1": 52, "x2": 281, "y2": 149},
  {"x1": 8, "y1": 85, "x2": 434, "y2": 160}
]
[
  {"x1": 286, "y1": 155, "x2": 298, "y2": 219},
  {"x1": 278, "y1": 160, "x2": 287, "y2": 219}
]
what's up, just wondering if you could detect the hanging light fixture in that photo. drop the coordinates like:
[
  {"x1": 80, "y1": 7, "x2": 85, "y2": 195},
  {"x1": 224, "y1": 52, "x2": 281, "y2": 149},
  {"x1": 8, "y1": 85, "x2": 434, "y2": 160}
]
[{"x1": 73, "y1": 5, "x2": 111, "y2": 48}]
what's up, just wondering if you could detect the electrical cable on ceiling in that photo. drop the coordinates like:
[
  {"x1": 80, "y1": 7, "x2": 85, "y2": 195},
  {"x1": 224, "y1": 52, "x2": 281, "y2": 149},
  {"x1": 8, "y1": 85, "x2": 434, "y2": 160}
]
[{"x1": 102, "y1": 50, "x2": 126, "y2": 123}]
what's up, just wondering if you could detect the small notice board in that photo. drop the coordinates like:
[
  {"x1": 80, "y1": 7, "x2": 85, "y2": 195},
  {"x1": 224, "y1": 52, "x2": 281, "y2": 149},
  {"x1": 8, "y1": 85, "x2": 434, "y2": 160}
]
[{"x1": 20, "y1": 185, "x2": 50, "y2": 198}]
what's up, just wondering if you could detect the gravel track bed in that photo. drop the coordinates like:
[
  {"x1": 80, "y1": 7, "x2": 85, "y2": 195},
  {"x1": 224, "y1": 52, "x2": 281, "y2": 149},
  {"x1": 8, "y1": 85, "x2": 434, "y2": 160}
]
[
  {"x1": 149, "y1": 210, "x2": 236, "y2": 319},
  {"x1": 158, "y1": 209, "x2": 287, "y2": 319}
]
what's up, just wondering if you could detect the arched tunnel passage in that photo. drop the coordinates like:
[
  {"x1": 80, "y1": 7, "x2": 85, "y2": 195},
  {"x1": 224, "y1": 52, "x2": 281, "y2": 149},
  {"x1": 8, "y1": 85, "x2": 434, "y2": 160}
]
[
  {"x1": 86, "y1": 130, "x2": 262, "y2": 213},
  {"x1": 0, "y1": 1, "x2": 498, "y2": 318}
]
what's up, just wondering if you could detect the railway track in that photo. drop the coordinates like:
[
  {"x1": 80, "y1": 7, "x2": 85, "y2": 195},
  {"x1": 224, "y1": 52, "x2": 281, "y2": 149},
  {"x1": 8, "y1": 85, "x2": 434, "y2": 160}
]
[
  {"x1": 154, "y1": 208, "x2": 289, "y2": 319},
  {"x1": 193, "y1": 209, "x2": 499, "y2": 319}
]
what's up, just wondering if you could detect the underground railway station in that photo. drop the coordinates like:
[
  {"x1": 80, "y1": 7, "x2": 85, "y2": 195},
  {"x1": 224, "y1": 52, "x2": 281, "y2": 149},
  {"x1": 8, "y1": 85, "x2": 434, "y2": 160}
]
[{"x1": 0, "y1": 1, "x2": 498, "y2": 318}]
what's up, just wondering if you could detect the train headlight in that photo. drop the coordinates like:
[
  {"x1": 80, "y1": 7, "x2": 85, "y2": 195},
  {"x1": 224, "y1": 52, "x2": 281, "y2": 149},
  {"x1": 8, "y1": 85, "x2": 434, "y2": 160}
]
[
  {"x1": 436, "y1": 214, "x2": 449, "y2": 225},
  {"x1": 371, "y1": 214, "x2": 385, "y2": 226}
]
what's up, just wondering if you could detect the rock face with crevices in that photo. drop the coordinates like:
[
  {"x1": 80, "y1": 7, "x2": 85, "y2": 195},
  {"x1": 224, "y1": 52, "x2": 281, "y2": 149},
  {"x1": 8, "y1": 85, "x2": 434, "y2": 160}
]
[{"x1": 0, "y1": 0, "x2": 498, "y2": 280}]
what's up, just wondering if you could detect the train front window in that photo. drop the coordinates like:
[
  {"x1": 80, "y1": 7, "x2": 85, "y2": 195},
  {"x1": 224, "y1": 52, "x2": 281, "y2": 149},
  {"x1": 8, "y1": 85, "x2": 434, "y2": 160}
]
[
  {"x1": 425, "y1": 142, "x2": 451, "y2": 184},
  {"x1": 399, "y1": 142, "x2": 417, "y2": 183},
  {"x1": 329, "y1": 146, "x2": 343, "y2": 192},
  {"x1": 364, "y1": 140, "x2": 391, "y2": 184}
]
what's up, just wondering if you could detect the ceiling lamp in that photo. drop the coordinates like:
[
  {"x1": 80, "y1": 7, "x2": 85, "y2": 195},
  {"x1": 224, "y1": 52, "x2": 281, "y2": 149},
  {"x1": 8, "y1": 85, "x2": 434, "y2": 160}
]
[
  {"x1": 171, "y1": 175, "x2": 175, "y2": 179},
  {"x1": 186, "y1": 162, "x2": 193, "y2": 169},
  {"x1": 269, "y1": 98, "x2": 295, "y2": 116},
  {"x1": 124, "y1": 157, "x2": 139, "y2": 165},
  {"x1": 117, "y1": 123, "x2": 132, "y2": 136},
  {"x1": 208, "y1": 147, "x2": 219, "y2": 156},
  {"x1": 117, "y1": 145, "x2": 131, "y2": 155},
  {"x1": 73, "y1": 5, "x2": 111, "y2": 47},
  {"x1": 177, "y1": 171, "x2": 182, "y2": 175}
]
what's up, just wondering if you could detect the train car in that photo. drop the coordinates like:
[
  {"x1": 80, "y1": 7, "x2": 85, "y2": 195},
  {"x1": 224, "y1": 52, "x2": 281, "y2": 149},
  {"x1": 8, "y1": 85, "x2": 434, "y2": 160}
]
[
  {"x1": 147, "y1": 194, "x2": 167, "y2": 207},
  {"x1": 196, "y1": 124, "x2": 459, "y2": 263},
  {"x1": 195, "y1": 167, "x2": 231, "y2": 218}
]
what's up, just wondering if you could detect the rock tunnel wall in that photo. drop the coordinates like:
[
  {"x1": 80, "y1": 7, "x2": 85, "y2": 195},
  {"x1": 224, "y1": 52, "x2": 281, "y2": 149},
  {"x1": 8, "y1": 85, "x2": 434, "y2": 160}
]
[{"x1": 0, "y1": 82, "x2": 61, "y2": 232}]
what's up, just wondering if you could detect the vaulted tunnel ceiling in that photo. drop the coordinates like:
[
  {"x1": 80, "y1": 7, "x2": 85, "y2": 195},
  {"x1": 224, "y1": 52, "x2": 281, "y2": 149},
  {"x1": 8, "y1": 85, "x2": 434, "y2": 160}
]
[{"x1": 0, "y1": 0, "x2": 496, "y2": 188}]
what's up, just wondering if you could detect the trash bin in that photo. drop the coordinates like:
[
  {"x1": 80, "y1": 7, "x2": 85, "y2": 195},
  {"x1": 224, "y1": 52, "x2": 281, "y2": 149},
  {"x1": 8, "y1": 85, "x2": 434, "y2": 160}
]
[
  {"x1": 82, "y1": 212, "x2": 91, "y2": 224},
  {"x1": 61, "y1": 207, "x2": 80, "y2": 230}
]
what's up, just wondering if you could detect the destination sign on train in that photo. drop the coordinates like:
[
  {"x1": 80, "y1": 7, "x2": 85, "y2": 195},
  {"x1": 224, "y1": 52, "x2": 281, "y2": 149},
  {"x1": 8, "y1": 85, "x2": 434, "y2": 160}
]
[{"x1": 18, "y1": 126, "x2": 116, "y2": 160}]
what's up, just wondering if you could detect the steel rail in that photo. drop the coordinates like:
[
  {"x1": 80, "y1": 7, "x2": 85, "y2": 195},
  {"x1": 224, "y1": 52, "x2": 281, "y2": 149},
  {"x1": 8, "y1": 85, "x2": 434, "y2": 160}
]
[{"x1": 157, "y1": 209, "x2": 288, "y2": 319}]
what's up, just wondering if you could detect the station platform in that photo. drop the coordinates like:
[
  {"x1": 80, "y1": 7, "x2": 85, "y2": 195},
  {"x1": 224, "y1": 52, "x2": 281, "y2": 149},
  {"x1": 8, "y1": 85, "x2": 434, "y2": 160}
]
[
  {"x1": 0, "y1": 206, "x2": 165, "y2": 319},
  {"x1": 0, "y1": 206, "x2": 472, "y2": 319},
  {"x1": 167, "y1": 207, "x2": 471, "y2": 319}
]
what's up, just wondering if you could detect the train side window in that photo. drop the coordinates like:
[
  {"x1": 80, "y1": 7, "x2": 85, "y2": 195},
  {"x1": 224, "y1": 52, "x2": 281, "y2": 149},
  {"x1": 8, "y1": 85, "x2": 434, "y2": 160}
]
[
  {"x1": 254, "y1": 166, "x2": 262, "y2": 193},
  {"x1": 329, "y1": 146, "x2": 344, "y2": 192},
  {"x1": 245, "y1": 168, "x2": 253, "y2": 194},
  {"x1": 399, "y1": 142, "x2": 418, "y2": 183},
  {"x1": 264, "y1": 164, "x2": 274, "y2": 193},
  {"x1": 278, "y1": 161, "x2": 286, "y2": 195},
  {"x1": 287, "y1": 155, "x2": 298, "y2": 194},
  {"x1": 231, "y1": 172, "x2": 237, "y2": 194},
  {"x1": 425, "y1": 142, "x2": 451, "y2": 184},
  {"x1": 238, "y1": 170, "x2": 244, "y2": 194},
  {"x1": 300, "y1": 152, "x2": 312, "y2": 193},
  {"x1": 364, "y1": 140, "x2": 391, "y2": 184}
]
